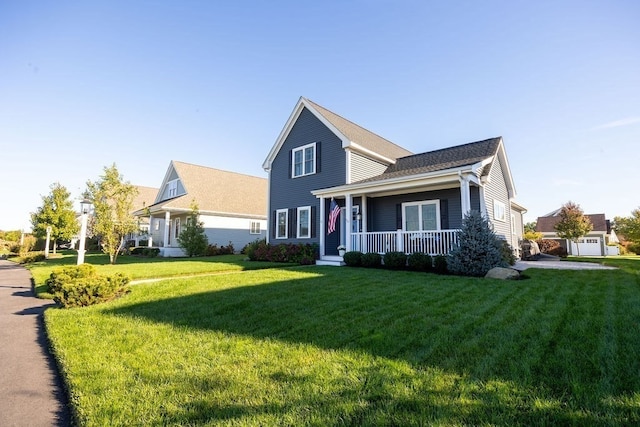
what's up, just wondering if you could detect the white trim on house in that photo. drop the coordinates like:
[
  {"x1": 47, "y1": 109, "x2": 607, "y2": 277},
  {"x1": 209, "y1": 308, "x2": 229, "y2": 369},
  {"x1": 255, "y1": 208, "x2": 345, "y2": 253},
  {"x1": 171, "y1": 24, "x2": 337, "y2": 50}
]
[
  {"x1": 297, "y1": 206, "x2": 311, "y2": 239},
  {"x1": 291, "y1": 143, "x2": 317, "y2": 178},
  {"x1": 276, "y1": 209, "x2": 288, "y2": 239}
]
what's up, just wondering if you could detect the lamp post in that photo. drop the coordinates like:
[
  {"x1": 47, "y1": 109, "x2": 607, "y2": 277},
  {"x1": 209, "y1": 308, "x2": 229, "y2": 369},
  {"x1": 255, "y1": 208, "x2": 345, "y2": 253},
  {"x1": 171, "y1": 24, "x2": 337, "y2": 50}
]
[
  {"x1": 45, "y1": 226, "x2": 52, "y2": 259},
  {"x1": 77, "y1": 198, "x2": 92, "y2": 265}
]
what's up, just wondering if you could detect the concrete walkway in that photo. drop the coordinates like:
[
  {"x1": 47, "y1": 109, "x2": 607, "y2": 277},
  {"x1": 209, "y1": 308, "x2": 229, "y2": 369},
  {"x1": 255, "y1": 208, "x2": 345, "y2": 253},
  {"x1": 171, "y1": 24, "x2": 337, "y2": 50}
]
[
  {"x1": 0, "y1": 260, "x2": 70, "y2": 426},
  {"x1": 513, "y1": 255, "x2": 618, "y2": 271}
]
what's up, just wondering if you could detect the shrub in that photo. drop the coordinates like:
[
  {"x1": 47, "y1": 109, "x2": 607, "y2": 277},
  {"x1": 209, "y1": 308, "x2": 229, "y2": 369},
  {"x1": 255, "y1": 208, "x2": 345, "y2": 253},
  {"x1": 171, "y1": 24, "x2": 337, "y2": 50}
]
[
  {"x1": 383, "y1": 251, "x2": 407, "y2": 270},
  {"x1": 499, "y1": 240, "x2": 516, "y2": 266},
  {"x1": 15, "y1": 251, "x2": 46, "y2": 264},
  {"x1": 205, "y1": 242, "x2": 235, "y2": 256},
  {"x1": 433, "y1": 255, "x2": 448, "y2": 275},
  {"x1": 343, "y1": 251, "x2": 362, "y2": 267},
  {"x1": 448, "y1": 210, "x2": 506, "y2": 277},
  {"x1": 46, "y1": 264, "x2": 130, "y2": 308},
  {"x1": 130, "y1": 247, "x2": 160, "y2": 257},
  {"x1": 627, "y1": 243, "x2": 640, "y2": 255},
  {"x1": 361, "y1": 252, "x2": 381, "y2": 268},
  {"x1": 407, "y1": 252, "x2": 432, "y2": 272},
  {"x1": 538, "y1": 239, "x2": 568, "y2": 257},
  {"x1": 243, "y1": 239, "x2": 266, "y2": 260},
  {"x1": 243, "y1": 241, "x2": 318, "y2": 265}
]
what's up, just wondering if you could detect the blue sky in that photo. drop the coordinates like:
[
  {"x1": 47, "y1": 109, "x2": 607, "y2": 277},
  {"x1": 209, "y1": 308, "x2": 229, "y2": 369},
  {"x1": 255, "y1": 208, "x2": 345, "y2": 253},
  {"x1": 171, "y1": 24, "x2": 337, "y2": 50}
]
[{"x1": 1, "y1": 1, "x2": 638, "y2": 231}]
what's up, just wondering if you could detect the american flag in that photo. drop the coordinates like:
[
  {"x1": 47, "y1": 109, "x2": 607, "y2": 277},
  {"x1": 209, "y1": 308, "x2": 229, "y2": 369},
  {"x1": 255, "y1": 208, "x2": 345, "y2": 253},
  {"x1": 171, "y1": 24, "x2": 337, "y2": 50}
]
[{"x1": 327, "y1": 198, "x2": 340, "y2": 234}]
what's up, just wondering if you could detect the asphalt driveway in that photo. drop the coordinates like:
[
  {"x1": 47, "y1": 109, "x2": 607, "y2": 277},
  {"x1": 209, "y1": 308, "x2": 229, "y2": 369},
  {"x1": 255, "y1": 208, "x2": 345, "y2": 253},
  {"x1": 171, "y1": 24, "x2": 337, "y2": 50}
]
[{"x1": 0, "y1": 260, "x2": 70, "y2": 426}]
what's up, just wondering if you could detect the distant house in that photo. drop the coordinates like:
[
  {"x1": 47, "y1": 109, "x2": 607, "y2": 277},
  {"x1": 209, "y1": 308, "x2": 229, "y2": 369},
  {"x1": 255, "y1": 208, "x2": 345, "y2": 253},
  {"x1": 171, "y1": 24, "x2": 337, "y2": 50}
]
[
  {"x1": 536, "y1": 210, "x2": 619, "y2": 256},
  {"x1": 125, "y1": 185, "x2": 160, "y2": 246},
  {"x1": 134, "y1": 161, "x2": 267, "y2": 257},
  {"x1": 262, "y1": 97, "x2": 526, "y2": 264}
]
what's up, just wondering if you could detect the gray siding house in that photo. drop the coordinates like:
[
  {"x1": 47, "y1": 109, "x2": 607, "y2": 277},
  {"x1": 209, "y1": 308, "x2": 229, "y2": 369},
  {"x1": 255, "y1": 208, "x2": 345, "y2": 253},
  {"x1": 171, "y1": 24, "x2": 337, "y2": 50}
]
[{"x1": 263, "y1": 97, "x2": 526, "y2": 264}]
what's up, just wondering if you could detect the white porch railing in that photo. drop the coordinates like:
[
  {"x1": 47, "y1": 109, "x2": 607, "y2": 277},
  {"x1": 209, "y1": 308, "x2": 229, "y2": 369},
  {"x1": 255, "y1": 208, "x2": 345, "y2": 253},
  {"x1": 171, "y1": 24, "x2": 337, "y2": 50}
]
[{"x1": 350, "y1": 230, "x2": 460, "y2": 256}]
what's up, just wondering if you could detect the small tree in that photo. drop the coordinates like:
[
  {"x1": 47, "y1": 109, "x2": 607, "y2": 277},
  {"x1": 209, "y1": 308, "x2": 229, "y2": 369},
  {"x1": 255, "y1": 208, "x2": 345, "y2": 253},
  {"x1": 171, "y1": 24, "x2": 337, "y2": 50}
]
[
  {"x1": 177, "y1": 201, "x2": 208, "y2": 257},
  {"x1": 554, "y1": 201, "x2": 593, "y2": 256},
  {"x1": 614, "y1": 208, "x2": 640, "y2": 246},
  {"x1": 448, "y1": 210, "x2": 505, "y2": 277},
  {"x1": 30, "y1": 183, "x2": 79, "y2": 254},
  {"x1": 86, "y1": 164, "x2": 139, "y2": 264}
]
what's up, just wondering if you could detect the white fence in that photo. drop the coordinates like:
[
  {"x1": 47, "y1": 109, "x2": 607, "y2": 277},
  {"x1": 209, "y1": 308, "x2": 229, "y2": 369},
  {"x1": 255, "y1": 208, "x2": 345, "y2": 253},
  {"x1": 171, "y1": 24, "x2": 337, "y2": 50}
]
[{"x1": 350, "y1": 230, "x2": 460, "y2": 256}]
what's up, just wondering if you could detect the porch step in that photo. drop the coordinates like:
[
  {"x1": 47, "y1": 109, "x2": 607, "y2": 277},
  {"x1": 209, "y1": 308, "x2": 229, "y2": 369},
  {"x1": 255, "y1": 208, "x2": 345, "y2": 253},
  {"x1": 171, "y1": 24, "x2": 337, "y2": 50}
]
[{"x1": 316, "y1": 256, "x2": 345, "y2": 266}]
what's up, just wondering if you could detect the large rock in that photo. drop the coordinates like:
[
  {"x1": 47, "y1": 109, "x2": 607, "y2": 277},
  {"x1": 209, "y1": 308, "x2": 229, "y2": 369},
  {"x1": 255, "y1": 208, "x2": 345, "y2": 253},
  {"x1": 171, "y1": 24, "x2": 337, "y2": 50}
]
[{"x1": 485, "y1": 267, "x2": 520, "y2": 280}]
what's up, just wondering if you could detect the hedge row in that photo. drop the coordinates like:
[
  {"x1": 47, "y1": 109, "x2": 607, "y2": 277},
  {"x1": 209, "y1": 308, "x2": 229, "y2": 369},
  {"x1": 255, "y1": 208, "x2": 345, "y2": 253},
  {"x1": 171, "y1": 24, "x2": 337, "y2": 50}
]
[
  {"x1": 244, "y1": 239, "x2": 319, "y2": 265},
  {"x1": 343, "y1": 251, "x2": 449, "y2": 274}
]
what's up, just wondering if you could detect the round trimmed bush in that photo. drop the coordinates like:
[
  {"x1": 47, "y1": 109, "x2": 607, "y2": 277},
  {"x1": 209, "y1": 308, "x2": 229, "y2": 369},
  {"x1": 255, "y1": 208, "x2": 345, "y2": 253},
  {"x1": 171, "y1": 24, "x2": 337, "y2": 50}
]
[
  {"x1": 433, "y1": 255, "x2": 448, "y2": 274},
  {"x1": 407, "y1": 252, "x2": 432, "y2": 272},
  {"x1": 383, "y1": 251, "x2": 407, "y2": 270},
  {"x1": 361, "y1": 252, "x2": 382, "y2": 268},
  {"x1": 343, "y1": 251, "x2": 362, "y2": 267}
]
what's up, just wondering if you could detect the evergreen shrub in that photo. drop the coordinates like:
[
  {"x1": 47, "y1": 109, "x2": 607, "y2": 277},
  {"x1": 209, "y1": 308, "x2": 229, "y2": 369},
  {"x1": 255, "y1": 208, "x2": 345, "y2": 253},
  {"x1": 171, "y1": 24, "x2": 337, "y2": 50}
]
[
  {"x1": 46, "y1": 264, "x2": 130, "y2": 308},
  {"x1": 433, "y1": 255, "x2": 448, "y2": 274},
  {"x1": 343, "y1": 251, "x2": 362, "y2": 267},
  {"x1": 383, "y1": 251, "x2": 407, "y2": 270},
  {"x1": 361, "y1": 252, "x2": 381, "y2": 268},
  {"x1": 447, "y1": 210, "x2": 506, "y2": 277},
  {"x1": 407, "y1": 252, "x2": 432, "y2": 272}
]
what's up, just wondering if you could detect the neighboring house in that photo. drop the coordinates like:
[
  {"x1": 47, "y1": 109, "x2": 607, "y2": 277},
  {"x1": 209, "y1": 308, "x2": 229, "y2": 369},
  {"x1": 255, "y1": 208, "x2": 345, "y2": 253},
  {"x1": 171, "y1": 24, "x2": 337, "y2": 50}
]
[
  {"x1": 262, "y1": 97, "x2": 526, "y2": 264},
  {"x1": 536, "y1": 210, "x2": 619, "y2": 256},
  {"x1": 134, "y1": 161, "x2": 267, "y2": 257},
  {"x1": 125, "y1": 185, "x2": 160, "y2": 246}
]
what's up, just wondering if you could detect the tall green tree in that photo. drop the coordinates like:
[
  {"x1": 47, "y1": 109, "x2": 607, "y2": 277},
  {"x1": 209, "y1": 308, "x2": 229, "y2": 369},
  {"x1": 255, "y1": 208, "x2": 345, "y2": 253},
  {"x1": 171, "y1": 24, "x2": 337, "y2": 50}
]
[
  {"x1": 86, "y1": 164, "x2": 139, "y2": 264},
  {"x1": 177, "y1": 201, "x2": 208, "y2": 257},
  {"x1": 614, "y1": 208, "x2": 640, "y2": 245},
  {"x1": 30, "y1": 182, "x2": 79, "y2": 254},
  {"x1": 554, "y1": 201, "x2": 593, "y2": 256}
]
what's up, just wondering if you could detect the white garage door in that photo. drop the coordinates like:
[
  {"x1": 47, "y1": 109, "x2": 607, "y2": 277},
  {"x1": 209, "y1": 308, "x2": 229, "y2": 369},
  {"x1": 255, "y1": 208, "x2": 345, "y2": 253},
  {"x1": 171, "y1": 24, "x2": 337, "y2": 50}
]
[{"x1": 571, "y1": 238, "x2": 602, "y2": 256}]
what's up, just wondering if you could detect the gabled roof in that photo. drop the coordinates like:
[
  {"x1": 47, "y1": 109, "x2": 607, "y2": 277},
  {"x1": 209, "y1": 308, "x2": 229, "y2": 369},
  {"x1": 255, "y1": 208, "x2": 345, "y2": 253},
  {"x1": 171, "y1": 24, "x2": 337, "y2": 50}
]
[
  {"x1": 536, "y1": 212, "x2": 609, "y2": 233},
  {"x1": 263, "y1": 97, "x2": 412, "y2": 170},
  {"x1": 143, "y1": 161, "x2": 267, "y2": 218},
  {"x1": 131, "y1": 185, "x2": 159, "y2": 213},
  {"x1": 358, "y1": 138, "x2": 502, "y2": 183}
]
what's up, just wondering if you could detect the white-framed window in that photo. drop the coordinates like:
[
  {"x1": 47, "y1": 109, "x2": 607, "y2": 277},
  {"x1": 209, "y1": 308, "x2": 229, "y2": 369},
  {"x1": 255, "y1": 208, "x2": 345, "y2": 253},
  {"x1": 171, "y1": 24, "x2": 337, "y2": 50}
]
[
  {"x1": 276, "y1": 209, "x2": 288, "y2": 239},
  {"x1": 154, "y1": 219, "x2": 160, "y2": 231},
  {"x1": 297, "y1": 206, "x2": 311, "y2": 239},
  {"x1": 494, "y1": 200, "x2": 506, "y2": 222},
  {"x1": 250, "y1": 221, "x2": 261, "y2": 234},
  {"x1": 292, "y1": 143, "x2": 316, "y2": 178},
  {"x1": 174, "y1": 218, "x2": 181, "y2": 238},
  {"x1": 402, "y1": 200, "x2": 440, "y2": 231},
  {"x1": 167, "y1": 179, "x2": 178, "y2": 198}
]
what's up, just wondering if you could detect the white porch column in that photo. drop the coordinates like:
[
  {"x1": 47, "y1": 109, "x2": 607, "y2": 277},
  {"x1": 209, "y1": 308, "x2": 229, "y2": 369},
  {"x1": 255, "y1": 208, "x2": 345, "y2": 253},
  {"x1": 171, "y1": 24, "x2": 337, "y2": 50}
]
[
  {"x1": 148, "y1": 215, "x2": 154, "y2": 247},
  {"x1": 361, "y1": 196, "x2": 368, "y2": 253},
  {"x1": 319, "y1": 197, "x2": 326, "y2": 257},
  {"x1": 163, "y1": 211, "x2": 171, "y2": 247},
  {"x1": 345, "y1": 194, "x2": 353, "y2": 251},
  {"x1": 459, "y1": 174, "x2": 471, "y2": 218}
]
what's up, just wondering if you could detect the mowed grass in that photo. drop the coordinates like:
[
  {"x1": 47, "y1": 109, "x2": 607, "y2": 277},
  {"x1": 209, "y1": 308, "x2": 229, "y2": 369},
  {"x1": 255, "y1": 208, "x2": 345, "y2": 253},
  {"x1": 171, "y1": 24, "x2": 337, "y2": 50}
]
[
  {"x1": 45, "y1": 258, "x2": 640, "y2": 426},
  {"x1": 27, "y1": 252, "x2": 283, "y2": 298}
]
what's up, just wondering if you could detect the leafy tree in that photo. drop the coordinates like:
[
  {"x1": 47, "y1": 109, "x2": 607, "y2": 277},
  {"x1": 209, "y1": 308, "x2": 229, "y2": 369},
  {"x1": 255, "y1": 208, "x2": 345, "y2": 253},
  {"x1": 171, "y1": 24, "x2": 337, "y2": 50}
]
[
  {"x1": 448, "y1": 210, "x2": 506, "y2": 277},
  {"x1": 30, "y1": 183, "x2": 79, "y2": 254},
  {"x1": 524, "y1": 222, "x2": 537, "y2": 234},
  {"x1": 177, "y1": 201, "x2": 208, "y2": 257},
  {"x1": 86, "y1": 164, "x2": 139, "y2": 264},
  {"x1": 614, "y1": 208, "x2": 640, "y2": 245},
  {"x1": 554, "y1": 201, "x2": 593, "y2": 256}
]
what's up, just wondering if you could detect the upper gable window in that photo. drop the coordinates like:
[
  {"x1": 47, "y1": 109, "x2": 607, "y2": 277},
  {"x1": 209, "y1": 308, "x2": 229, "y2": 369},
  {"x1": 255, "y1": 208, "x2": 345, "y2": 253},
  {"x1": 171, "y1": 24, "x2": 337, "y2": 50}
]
[
  {"x1": 167, "y1": 179, "x2": 178, "y2": 198},
  {"x1": 292, "y1": 143, "x2": 316, "y2": 178}
]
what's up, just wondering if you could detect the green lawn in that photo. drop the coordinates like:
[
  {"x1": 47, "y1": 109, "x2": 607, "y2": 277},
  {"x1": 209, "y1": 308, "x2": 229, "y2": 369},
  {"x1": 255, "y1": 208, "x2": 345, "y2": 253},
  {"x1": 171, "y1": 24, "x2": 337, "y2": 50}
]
[
  {"x1": 26, "y1": 252, "x2": 284, "y2": 298},
  {"x1": 44, "y1": 257, "x2": 640, "y2": 426}
]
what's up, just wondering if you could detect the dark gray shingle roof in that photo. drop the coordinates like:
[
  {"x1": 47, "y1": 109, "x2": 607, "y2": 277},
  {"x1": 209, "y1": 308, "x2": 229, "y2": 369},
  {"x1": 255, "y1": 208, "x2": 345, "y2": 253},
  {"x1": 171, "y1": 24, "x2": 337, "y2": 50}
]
[{"x1": 356, "y1": 137, "x2": 502, "y2": 183}]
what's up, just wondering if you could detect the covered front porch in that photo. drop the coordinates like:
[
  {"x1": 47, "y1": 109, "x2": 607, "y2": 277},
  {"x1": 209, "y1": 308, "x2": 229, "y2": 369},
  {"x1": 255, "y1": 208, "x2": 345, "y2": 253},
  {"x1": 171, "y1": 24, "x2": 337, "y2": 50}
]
[{"x1": 313, "y1": 170, "x2": 481, "y2": 264}]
